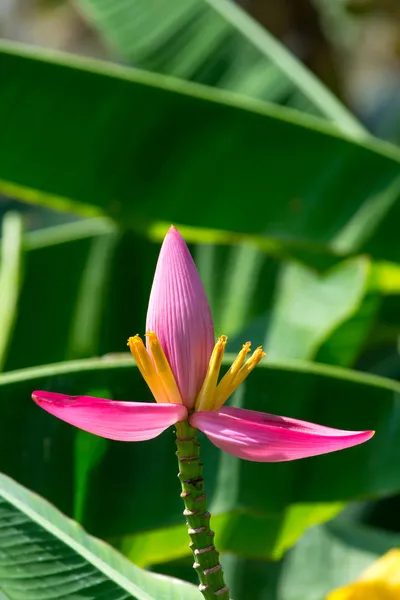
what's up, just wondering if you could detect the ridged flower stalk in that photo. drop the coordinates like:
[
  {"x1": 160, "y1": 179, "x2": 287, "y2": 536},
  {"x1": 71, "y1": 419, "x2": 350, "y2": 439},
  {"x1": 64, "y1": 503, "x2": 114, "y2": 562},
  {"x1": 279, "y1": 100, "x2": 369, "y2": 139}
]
[{"x1": 176, "y1": 420, "x2": 229, "y2": 600}]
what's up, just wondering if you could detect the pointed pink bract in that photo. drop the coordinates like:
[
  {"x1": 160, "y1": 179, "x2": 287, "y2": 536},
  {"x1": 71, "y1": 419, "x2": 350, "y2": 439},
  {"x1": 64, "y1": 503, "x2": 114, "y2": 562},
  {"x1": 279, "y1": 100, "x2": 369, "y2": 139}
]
[
  {"x1": 191, "y1": 406, "x2": 374, "y2": 462},
  {"x1": 32, "y1": 391, "x2": 187, "y2": 441},
  {"x1": 146, "y1": 226, "x2": 215, "y2": 409}
]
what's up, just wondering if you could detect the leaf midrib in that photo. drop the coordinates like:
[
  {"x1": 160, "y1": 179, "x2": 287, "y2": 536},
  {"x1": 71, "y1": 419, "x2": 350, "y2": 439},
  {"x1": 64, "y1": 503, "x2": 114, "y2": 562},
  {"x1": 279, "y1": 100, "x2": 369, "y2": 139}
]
[{"x1": 1, "y1": 39, "x2": 399, "y2": 165}]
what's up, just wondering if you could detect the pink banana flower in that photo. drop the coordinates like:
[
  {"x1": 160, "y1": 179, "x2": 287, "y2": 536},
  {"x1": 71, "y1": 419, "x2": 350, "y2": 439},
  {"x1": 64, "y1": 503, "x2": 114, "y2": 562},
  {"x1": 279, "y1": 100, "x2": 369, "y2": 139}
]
[{"x1": 33, "y1": 226, "x2": 373, "y2": 462}]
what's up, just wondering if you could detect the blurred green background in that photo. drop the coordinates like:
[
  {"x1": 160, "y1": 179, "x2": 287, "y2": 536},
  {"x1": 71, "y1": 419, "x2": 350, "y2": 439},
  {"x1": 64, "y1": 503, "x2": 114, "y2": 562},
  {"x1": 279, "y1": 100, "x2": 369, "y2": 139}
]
[{"x1": 1, "y1": 1, "x2": 400, "y2": 599}]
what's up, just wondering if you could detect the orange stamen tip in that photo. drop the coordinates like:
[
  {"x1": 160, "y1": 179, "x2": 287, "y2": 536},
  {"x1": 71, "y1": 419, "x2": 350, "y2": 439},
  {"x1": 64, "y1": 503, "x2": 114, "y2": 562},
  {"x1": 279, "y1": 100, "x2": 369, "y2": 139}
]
[{"x1": 252, "y1": 346, "x2": 265, "y2": 358}]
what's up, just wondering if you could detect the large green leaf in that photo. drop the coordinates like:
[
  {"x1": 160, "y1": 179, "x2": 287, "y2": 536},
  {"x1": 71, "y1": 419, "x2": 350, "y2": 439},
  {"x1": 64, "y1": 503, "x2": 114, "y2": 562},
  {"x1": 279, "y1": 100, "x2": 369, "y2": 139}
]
[
  {"x1": 314, "y1": 260, "x2": 400, "y2": 369},
  {"x1": 266, "y1": 257, "x2": 370, "y2": 361},
  {"x1": 75, "y1": 0, "x2": 364, "y2": 134},
  {"x1": 315, "y1": 291, "x2": 380, "y2": 368},
  {"x1": 1, "y1": 43, "x2": 400, "y2": 261},
  {"x1": 0, "y1": 473, "x2": 200, "y2": 600},
  {"x1": 0, "y1": 356, "x2": 397, "y2": 563}
]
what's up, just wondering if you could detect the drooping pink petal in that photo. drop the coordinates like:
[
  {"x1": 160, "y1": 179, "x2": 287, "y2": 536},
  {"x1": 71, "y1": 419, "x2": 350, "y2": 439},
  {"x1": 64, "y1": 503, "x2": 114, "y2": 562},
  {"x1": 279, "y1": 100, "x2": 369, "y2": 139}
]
[
  {"x1": 146, "y1": 226, "x2": 214, "y2": 409},
  {"x1": 190, "y1": 406, "x2": 374, "y2": 462},
  {"x1": 32, "y1": 391, "x2": 187, "y2": 441}
]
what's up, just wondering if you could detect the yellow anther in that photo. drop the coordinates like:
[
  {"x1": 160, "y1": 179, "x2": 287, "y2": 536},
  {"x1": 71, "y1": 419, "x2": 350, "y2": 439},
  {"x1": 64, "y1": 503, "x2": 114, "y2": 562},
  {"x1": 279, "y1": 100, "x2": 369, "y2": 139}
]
[
  {"x1": 219, "y1": 346, "x2": 265, "y2": 406},
  {"x1": 127, "y1": 335, "x2": 169, "y2": 403},
  {"x1": 127, "y1": 335, "x2": 154, "y2": 378},
  {"x1": 146, "y1": 332, "x2": 183, "y2": 405},
  {"x1": 213, "y1": 341, "x2": 252, "y2": 410},
  {"x1": 195, "y1": 336, "x2": 227, "y2": 412}
]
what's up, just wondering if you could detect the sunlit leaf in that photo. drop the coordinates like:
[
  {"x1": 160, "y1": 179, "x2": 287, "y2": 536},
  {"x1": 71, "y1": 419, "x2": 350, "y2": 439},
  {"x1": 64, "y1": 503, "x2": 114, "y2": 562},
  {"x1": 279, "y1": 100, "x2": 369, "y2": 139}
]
[
  {"x1": 266, "y1": 257, "x2": 370, "y2": 360},
  {"x1": 0, "y1": 473, "x2": 200, "y2": 600},
  {"x1": 1, "y1": 42, "x2": 400, "y2": 262},
  {"x1": 75, "y1": 0, "x2": 365, "y2": 134},
  {"x1": 0, "y1": 212, "x2": 23, "y2": 371}
]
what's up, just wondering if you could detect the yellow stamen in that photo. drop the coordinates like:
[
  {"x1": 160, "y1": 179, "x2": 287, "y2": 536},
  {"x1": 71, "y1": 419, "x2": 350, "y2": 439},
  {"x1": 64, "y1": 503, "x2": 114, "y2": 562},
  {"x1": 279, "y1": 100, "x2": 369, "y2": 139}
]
[
  {"x1": 213, "y1": 341, "x2": 252, "y2": 410},
  {"x1": 234, "y1": 346, "x2": 266, "y2": 388},
  {"x1": 195, "y1": 338, "x2": 265, "y2": 412},
  {"x1": 128, "y1": 329, "x2": 264, "y2": 411},
  {"x1": 195, "y1": 336, "x2": 227, "y2": 412},
  {"x1": 146, "y1": 332, "x2": 183, "y2": 405},
  {"x1": 127, "y1": 335, "x2": 169, "y2": 404}
]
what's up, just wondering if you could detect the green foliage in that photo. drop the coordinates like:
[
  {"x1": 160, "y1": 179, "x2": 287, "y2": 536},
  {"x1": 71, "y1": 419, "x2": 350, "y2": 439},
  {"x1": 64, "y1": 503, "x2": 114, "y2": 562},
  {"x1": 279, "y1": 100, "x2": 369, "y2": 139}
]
[
  {"x1": 266, "y1": 257, "x2": 371, "y2": 360},
  {"x1": 2, "y1": 221, "x2": 160, "y2": 371},
  {"x1": 74, "y1": 0, "x2": 365, "y2": 133},
  {"x1": 0, "y1": 473, "x2": 201, "y2": 599},
  {"x1": 0, "y1": 356, "x2": 396, "y2": 567},
  {"x1": 0, "y1": 0, "x2": 400, "y2": 597},
  {"x1": 279, "y1": 516, "x2": 400, "y2": 600},
  {"x1": 1, "y1": 43, "x2": 400, "y2": 264},
  {"x1": 0, "y1": 213, "x2": 23, "y2": 370}
]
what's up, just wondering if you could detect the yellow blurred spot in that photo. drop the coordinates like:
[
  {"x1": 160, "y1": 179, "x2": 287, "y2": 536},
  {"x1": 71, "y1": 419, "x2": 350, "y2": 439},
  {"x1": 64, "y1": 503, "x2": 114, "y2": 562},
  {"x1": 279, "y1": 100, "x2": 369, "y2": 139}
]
[
  {"x1": 373, "y1": 262, "x2": 400, "y2": 295},
  {"x1": 327, "y1": 549, "x2": 400, "y2": 600}
]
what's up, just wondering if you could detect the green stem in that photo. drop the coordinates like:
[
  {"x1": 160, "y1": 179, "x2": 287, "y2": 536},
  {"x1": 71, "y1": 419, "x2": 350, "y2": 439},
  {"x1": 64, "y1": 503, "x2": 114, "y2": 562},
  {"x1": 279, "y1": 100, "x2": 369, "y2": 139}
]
[{"x1": 175, "y1": 420, "x2": 230, "y2": 600}]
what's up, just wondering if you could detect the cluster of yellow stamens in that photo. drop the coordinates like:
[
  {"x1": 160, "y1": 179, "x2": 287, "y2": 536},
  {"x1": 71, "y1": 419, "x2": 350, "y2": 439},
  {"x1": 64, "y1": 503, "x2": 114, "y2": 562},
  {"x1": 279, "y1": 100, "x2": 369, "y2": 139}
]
[
  {"x1": 128, "y1": 333, "x2": 265, "y2": 412},
  {"x1": 196, "y1": 336, "x2": 265, "y2": 411},
  {"x1": 128, "y1": 333, "x2": 183, "y2": 405}
]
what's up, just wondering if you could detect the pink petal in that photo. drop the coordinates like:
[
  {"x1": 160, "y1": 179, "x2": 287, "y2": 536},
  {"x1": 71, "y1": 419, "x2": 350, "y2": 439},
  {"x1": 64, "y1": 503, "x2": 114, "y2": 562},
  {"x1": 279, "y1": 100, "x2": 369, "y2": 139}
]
[
  {"x1": 146, "y1": 226, "x2": 214, "y2": 409},
  {"x1": 190, "y1": 406, "x2": 374, "y2": 462},
  {"x1": 32, "y1": 391, "x2": 187, "y2": 441}
]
